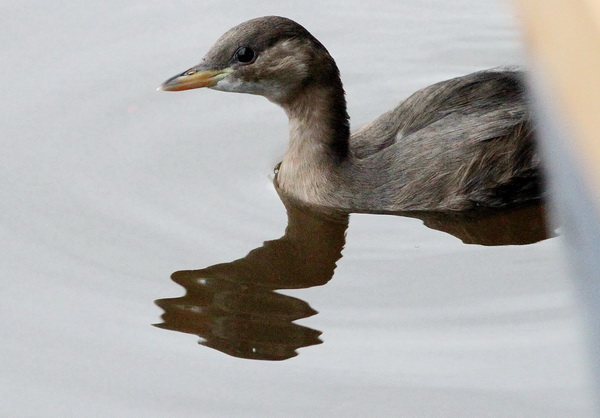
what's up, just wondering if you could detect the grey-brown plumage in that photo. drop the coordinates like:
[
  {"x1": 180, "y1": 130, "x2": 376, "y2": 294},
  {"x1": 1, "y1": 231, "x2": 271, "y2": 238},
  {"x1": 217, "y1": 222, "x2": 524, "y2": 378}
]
[{"x1": 160, "y1": 16, "x2": 542, "y2": 212}]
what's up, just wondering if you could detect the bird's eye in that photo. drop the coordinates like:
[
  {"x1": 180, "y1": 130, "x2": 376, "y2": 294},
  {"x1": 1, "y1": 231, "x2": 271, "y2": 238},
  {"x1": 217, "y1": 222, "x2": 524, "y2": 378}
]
[{"x1": 235, "y1": 47, "x2": 255, "y2": 64}]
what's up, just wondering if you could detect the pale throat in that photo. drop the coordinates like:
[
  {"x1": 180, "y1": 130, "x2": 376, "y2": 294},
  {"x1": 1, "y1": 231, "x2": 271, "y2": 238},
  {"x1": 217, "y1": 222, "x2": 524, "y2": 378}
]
[
  {"x1": 276, "y1": 85, "x2": 347, "y2": 201},
  {"x1": 281, "y1": 84, "x2": 348, "y2": 164}
]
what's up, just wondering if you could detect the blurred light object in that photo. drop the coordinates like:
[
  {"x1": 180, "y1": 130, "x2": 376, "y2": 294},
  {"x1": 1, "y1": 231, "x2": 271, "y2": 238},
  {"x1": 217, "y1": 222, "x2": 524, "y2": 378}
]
[{"x1": 514, "y1": 0, "x2": 600, "y2": 408}]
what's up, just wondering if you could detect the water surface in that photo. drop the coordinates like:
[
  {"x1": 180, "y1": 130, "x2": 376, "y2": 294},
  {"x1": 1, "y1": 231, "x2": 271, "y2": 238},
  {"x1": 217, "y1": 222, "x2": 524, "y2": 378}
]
[{"x1": 2, "y1": 0, "x2": 594, "y2": 416}]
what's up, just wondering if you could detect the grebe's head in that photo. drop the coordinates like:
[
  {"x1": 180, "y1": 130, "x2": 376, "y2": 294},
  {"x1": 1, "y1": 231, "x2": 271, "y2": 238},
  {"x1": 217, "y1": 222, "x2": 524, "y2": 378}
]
[{"x1": 159, "y1": 16, "x2": 341, "y2": 106}]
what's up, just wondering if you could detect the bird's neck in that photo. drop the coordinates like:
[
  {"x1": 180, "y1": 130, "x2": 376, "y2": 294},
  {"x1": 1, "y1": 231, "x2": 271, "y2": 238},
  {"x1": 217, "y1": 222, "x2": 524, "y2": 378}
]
[
  {"x1": 281, "y1": 81, "x2": 350, "y2": 164},
  {"x1": 276, "y1": 81, "x2": 352, "y2": 205}
]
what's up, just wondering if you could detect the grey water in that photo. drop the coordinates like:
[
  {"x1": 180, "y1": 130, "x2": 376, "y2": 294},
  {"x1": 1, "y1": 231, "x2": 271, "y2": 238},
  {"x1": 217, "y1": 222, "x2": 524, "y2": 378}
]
[{"x1": 2, "y1": 0, "x2": 594, "y2": 416}]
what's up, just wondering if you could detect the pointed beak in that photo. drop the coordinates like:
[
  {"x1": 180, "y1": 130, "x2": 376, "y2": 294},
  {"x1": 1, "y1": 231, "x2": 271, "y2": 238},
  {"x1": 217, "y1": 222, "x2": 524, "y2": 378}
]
[{"x1": 158, "y1": 66, "x2": 231, "y2": 92}]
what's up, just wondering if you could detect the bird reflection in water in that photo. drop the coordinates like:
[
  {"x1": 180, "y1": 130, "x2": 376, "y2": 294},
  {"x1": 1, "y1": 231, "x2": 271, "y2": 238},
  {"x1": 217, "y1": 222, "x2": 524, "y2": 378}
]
[
  {"x1": 155, "y1": 197, "x2": 348, "y2": 361},
  {"x1": 155, "y1": 195, "x2": 550, "y2": 361}
]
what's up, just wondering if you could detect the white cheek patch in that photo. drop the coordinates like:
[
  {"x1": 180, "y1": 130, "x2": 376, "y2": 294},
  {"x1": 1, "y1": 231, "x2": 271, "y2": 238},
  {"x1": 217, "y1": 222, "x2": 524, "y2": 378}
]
[
  {"x1": 210, "y1": 77, "x2": 249, "y2": 93},
  {"x1": 211, "y1": 76, "x2": 285, "y2": 101}
]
